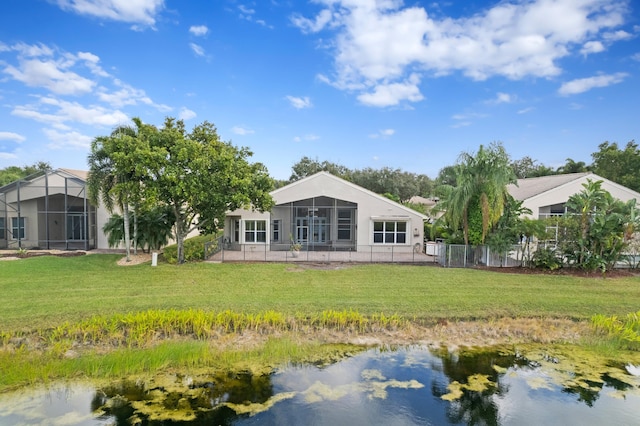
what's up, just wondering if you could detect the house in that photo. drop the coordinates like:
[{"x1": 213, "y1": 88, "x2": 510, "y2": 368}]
[
  {"x1": 0, "y1": 168, "x2": 112, "y2": 250},
  {"x1": 223, "y1": 172, "x2": 428, "y2": 254},
  {"x1": 507, "y1": 172, "x2": 640, "y2": 219}
]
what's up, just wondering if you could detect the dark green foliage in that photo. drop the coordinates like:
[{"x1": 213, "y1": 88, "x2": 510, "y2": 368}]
[
  {"x1": 102, "y1": 206, "x2": 174, "y2": 252},
  {"x1": 288, "y1": 157, "x2": 434, "y2": 202},
  {"x1": 556, "y1": 179, "x2": 639, "y2": 272},
  {"x1": 591, "y1": 141, "x2": 640, "y2": 193},
  {"x1": 163, "y1": 234, "x2": 219, "y2": 264}
]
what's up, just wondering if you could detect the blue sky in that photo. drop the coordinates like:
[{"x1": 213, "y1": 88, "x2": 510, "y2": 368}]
[{"x1": 0, "y1": 0, "x2": 638, "y2": 181}]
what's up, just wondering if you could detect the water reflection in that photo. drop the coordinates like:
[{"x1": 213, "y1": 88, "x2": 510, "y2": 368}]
[{"x1": 1, "y1": 345, "x2": 639, "y2": 425}]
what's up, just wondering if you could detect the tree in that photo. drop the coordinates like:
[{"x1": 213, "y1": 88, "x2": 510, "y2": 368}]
[
  {"x1": 0, "y1": 162, "x2": 51, "y2": 186},
  {"x1": 591, "y1": 141, "x2": 640, "y2": 192},
  {"x1": 558, "y1": 179, "x2": 639, "y2": 271},
  {"x1": 101, "y1": 205, "x2": 174, "y2": 253},
  {"x1": 436, "y1": 143, "x2": 516, "y2": 245},
  {"x1": 126, "y1": 117, "x2": 274, "y2": 264},
  {"x1": 289, "y1": 157, "x2": 351, "y2": 181},
  {"x1": 556, "y1": 158, "x2": 589, "y2": 174},
  {"x1": 510, "y1": 156, "x2": 555, "y2": 178},
  {"x1": 87, "y1": 121, "x2": 147, "y2": 262}
]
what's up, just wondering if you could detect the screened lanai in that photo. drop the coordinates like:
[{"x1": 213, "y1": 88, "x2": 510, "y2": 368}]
[
  {"x1": 270, "y1": 196, "x2": 358, "y2": 251},
  {"x1": 0, "y1": 169, "x2": 97, "y2": 250}
]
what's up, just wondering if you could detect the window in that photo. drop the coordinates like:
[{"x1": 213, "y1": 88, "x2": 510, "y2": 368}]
[
  {"x1": 11, "y1": 217, "x2": 25, "y2": 240},
  {"x1": 245, "y1": 220, "x2": 267, "y2": 243},
  {"x1": 337, "y1": 209, "x2": 352, "y2": 241},
  {"x1": 271, "y1": 220, "x2": 281, "y2": 242},
  {"x1": 373, "y1": 221, "x2": 406, "y2": 244},
  {"x1": 0, "y1": 217, "x2": 4, "y2": 239}
]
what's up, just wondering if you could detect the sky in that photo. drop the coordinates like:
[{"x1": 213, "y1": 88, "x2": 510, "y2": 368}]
[{"x1": 0, "y1": 0, "x2": 638, "y2": 181}]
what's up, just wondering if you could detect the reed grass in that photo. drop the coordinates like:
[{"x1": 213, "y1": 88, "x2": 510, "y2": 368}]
[
  {"x1": 1, "y1": 309, "x2": 405, "y2": 351},
  {"x1": 591, "y1": 311, "x2": 640, "y2": 350}
]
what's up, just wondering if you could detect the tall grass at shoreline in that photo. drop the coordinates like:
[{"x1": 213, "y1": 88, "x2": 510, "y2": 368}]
[
  {"x1": 592, "y1": 311, "x2": 640, "y2": 350},
  {"x1": 1, "y1": 309, "x2": 404, "y2": 350}
]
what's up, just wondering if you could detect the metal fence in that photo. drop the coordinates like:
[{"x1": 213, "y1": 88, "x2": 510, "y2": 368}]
[
  {"x1": 205, "y1": 239, "x2": 524, "y2": 267},
  {"x1": 206, "y1": 240, "x2": 436, "y2": 264},
  {"x1": 436, "y1": 244, "x2": 524, "y2": 268}
]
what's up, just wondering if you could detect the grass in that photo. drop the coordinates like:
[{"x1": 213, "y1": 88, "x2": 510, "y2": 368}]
[
  {"x1": 2, "y1": 255, "x2": 640, "y2": 391},
  {"x1": 2, "y1": 255, "x2": 640, "y2": 332}
]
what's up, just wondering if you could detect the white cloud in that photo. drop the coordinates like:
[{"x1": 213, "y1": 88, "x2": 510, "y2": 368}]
[
  {"x1": 43, "y1": 128, "x2": 92, "y2": 149},
  {"x1": 231, "y1": 126, "x2": 254, "y2": 135},
  {"x1": 291, "y1": 9, "x2": 333, "y2": 34},
  {"x1": 4, "y1": 58, "x2": 96, "y2": 95},
  {"x1": 357, "y1": 75, "x2": 423, "y2": 107},
  {"x1": 189, "y1": 43, "x2": 205, "y2": 57},
  {"x1": 369, "y1": 128, "x2": 395, "y2": 138},
  {"x1": 238, "y1": 5, "x2": 255, "y2": 15},
  {"x1": 0, "y1": 132, "x2": 26, "y2": 142},
  {"x1": 12, "y1": 96, "x2": 129, "y2": 127},
  {"x1": 487, "y1": 92, "x2": 513, "y2": 104},
  {"x1": 603, "y1": 30, "x2": 633, "y2": 41},
  {"x1": 189, "y1": 25, "x2": 209, "y2": 36},
  {"x1": 293, "y1": 134, "x2": 320, "y2": 142},
  {"x1": 286, "y1": 95, "x2": 313, "y2": 109},
  {"x1": 54, "y1": 0, "x2": 165, "y2": 27},
  {"x1": 295, "y1": 0, "x2": 629, "y2": 106},
  {"x1": 517, "y1": 107, "x2": 535, "y2": 114},
  {"x1": 451, "y1": 121, "x2": 472, "y2": 129},
  {"x1": 558, "y1": 72, "x2": 628, "y2": 95},
  {"x1": 580, "y1": 40, "x2": 605, "y2": 55},
  {"x1": 178, "y1": 107, "x2": 196, "y2": 120},
  {"x1": 0, "y1": 152, "x2": 18, "y2": 160}
]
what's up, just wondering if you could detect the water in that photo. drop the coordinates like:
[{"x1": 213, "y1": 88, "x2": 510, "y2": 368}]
[{"x1": 1, "y1": 346, "x2": 639, "y2": 425}]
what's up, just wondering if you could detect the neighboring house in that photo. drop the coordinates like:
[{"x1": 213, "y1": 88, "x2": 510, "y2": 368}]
[
  {"x1": 0, "y1": 168, "x2": 112, "y2": 250},
  {"x1": 224, "y1": 172, "x2": 428, "y2": 253},
  {"x1": 507, "y1": 172, "x2": 640, "y2": 219}
]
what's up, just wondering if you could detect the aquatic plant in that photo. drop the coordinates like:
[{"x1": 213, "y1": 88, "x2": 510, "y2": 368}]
[{"x1": 591, "y1": 311, "x2": 640, "y2": 350}]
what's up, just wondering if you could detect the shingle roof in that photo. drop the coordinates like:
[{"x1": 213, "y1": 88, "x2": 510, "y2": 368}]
[{"x1": 507, "y1": 172, "x2": 592, "y2": 201}]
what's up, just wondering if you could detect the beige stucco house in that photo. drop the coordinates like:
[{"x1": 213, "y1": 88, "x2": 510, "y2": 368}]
[
  {"x1": 0, "y1": 168, "x2": 113, "y2": 250},
  {"x1": 223, "y1": 172, "x2": 428, "y2": 253},
  {"x1": 507, "y1": 172, "x2": 640, "y2": 218}
]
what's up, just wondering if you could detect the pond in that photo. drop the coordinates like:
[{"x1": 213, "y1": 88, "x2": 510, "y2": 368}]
[{"x1": 1, "y1": 345, "x2": 639, "y2": 425}]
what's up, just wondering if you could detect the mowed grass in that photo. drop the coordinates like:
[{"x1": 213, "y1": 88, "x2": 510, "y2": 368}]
[{"x1": 2, "y1": 254, "x2": 640, "y2": 332}]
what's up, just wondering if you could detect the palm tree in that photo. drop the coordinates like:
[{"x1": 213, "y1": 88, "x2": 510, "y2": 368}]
[
  {"x1": 87, "y1": 120, "x2": 148, "y2": 262},
  {"x1": 439, "y1": 143, "x2": 516, "y2": 245},
  {"x1": 87, "y1": 136, "x2": 133, "y2": 261}
]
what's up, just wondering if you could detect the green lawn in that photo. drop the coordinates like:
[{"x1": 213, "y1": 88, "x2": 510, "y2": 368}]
[{"x1": 2, "y1": 254, "x2": 640, "y2": 331}]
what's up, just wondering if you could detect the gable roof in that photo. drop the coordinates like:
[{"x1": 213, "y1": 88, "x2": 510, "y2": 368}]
[
  {"x1": 508, "y1": 172, "x2": 640, "y2": 203},
  {"x1": 272, "y1": 172, "x2": 429, "y2": 220},
  {"x1": 507, "y1": 172, "x2": 591, "y2": 201}
]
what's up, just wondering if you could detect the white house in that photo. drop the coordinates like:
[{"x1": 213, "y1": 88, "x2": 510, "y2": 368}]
[
  {"x1": 0, "y1": 168, "x2": 112, "y2": 250},
  {"x1": 507, "y1": 172, "x2": 640, "y2": 218},
  {"x1": 223, "y1": 172, "x2": 428, "y2": 253}
]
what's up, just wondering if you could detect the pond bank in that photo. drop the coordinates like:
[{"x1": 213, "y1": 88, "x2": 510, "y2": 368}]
[{"x1": 1, "y1": 316, "x2": 594, "y2": 393}]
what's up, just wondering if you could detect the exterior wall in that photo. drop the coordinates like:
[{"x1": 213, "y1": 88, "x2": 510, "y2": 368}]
[
  {"x1": 228, "y1": 173, "x2": 427, "y2": 253},
  {"x1": 5, "y1": 199, "x2": 38, "y2": 248}
]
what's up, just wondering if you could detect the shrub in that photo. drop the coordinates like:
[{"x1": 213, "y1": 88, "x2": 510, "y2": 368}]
[
  {"x1": 531, "y1": 247, "x2": 562, "y2": 270},
  {"x1": 163, "y1": 234, "x2": 219, "y2": 264}
]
